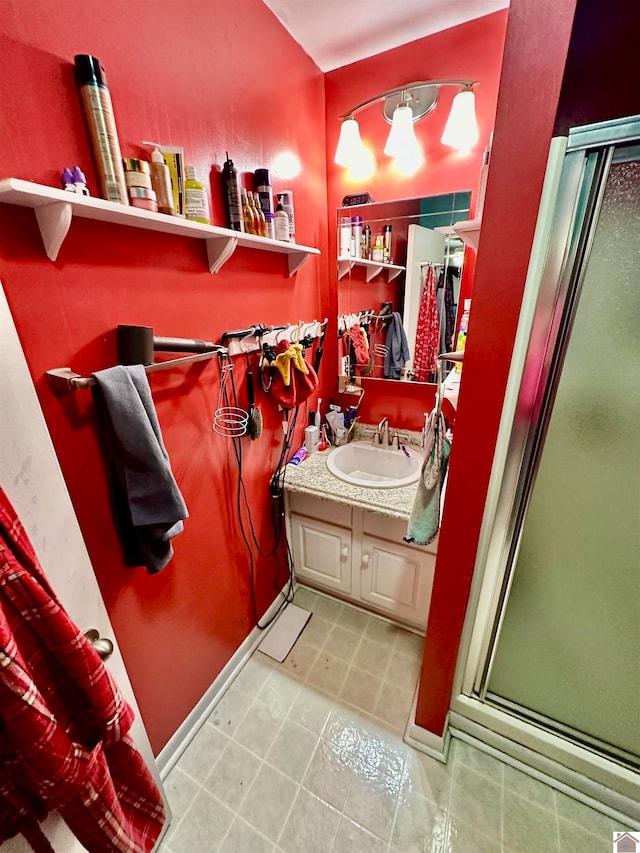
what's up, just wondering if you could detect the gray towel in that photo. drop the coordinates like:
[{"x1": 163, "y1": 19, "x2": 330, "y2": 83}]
[
  {"x1": 405, "y1": 410, "x2": 450, "y2": 546},
  {"x1": 91, "y1": 364, "x2": 188, "y2": 574},
  {"x1": 383, "y1": 312, "x2": 410, "y2": 379}
]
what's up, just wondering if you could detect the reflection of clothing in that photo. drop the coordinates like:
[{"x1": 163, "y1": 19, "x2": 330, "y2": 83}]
[
  {"x1": 413, "y1": 265, "x2": 440, "y2": 382},
  {"x1": 436, "y1": 267, "x2": 458, "y2": 354},
  {"x1": 0, "y1": 488, "x2": 165, "y2": 852},
  {"x1": 383, "y1": 312, "x2": 410, "y2": 379},
  {"x1": 350, "y1": 324, "x2": 370, "y2": 366}
]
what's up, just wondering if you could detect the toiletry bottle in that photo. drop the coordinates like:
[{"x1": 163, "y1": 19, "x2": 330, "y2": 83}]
[
  {"x1": 352, "y1": 216, "x2": 363, "y2": 259},
  {"x1": 254, "y1": 168, "x2": 274, "y2": 224},
  {"x1": 222, "y1": 152, "x2": 244, "y2": 231},
  {"x1": 62, "y1": 168, "x2": 75, "y2": 192},
  {"x1": 74, "y1": 54, "x2": 128, "y2": 204},
  {"x1": 277, "y1": 190, "x2": 295, "y2": 242},
  {"x1": 241, "y1": 188, "x2": 257, "y2": 234},
  {"x1": 71, "y1": 166, "x2": 89, "y2": 195},
  {"x1": 362, "y1": 223, "x2": 372, "y2": 259},
  {"x1": 184, "y1": 165, "x2": 210, "y2": 224},
  {"x1": 252, "y1": 192, "x2": 267, "y2": 237},
  {"x1": 304, "y1": 424, "x2": 320, "y2": 454},
  {"x1": 339, "y1": 216, "x2": 352, "y2": 257},
  {"x1": 455, "y1": 299, "x2": 471, "y2": 371},
  {"x1": 264, "y1": 211, "x2": 275, "y2": 240},
  {"x1": 147, "y1": 144, "x2": 175, "y2": 215},
  {"x1": 383, "y1": 224, "x2": 392, "y2": 263},
  {"x1": 274, "y1": 200, "x2": 290, "y2": 241},
  {"x1": 372, "y1": 234, "x2": 384, "y2": 262}
]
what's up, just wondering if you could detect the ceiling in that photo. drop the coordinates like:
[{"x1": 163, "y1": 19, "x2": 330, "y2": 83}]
[{"x1": 261, "y1": 0, "x2": 510, "y2": 72}]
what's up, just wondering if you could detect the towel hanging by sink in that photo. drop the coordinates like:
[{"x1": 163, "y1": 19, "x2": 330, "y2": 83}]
[{"x1": 405, "y1": 409, "x2": 450, "y2": 546}]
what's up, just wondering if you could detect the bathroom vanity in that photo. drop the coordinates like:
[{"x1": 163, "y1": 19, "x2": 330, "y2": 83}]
[{"x1": 284, "y1": 439, "x2": 437, "y2": 631}]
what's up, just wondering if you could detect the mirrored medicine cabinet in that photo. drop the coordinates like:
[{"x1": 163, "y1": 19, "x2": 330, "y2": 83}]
[{"x1": 337, "y1": 191, "x2": 471, "y2": 384}]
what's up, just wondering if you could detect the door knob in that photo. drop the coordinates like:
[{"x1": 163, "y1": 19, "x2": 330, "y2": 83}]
[
  {"x1": 362, "y1": 553, "x2": 370, "y2": 568},
  {"x1": 341, "y1": 546, "x2": 349, "y2": 560},
  {"x1": 83, "y1": 628, "x2": 114, "y2": 662}
]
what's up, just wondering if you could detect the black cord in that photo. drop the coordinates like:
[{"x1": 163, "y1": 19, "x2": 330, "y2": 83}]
[{"x1": 221, "y1": 358, "x2": 296, "y2": 630}]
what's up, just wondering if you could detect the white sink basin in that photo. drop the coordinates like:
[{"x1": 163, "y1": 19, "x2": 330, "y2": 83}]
[{"x1": 326, "y1": 441, "x2": 423, "y2": 489}]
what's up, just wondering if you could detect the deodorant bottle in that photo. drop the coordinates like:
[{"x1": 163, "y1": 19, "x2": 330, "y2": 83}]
[{"x1": 74, "y1": 55, "x2": 128, "y2": 204}]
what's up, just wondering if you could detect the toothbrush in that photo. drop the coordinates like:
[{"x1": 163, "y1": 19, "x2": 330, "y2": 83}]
[{"x1": 315, "y1": 397, "x2": 322, "y2": 428}]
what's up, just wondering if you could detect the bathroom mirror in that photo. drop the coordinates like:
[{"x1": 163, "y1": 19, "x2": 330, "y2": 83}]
[{"x1": 337, "y1": 191, "x2": 471, "y2": 383}]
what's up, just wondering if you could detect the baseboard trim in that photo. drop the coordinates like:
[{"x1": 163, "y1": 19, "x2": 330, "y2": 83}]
[
  {"x1": 156, "y1": 584, "x2": 292, "y2": 779},
  {"x1": 403, "y1": 681, "x2": 451, "y2": 763}
]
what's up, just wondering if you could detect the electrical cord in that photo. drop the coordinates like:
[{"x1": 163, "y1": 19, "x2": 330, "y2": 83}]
[{"x1": 221, "y1": 359, "x2": 296, "y2": 630}]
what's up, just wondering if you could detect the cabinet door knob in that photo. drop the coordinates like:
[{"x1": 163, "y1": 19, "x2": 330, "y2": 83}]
[
  {"x1": 361, "y1": 553, "x2": 370, "y2": 568},
  {"x1": 341, "y1": 546, "x2": 349, "y2": 560}
]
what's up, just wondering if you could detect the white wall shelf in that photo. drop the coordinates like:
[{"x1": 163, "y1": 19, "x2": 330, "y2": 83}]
[
  {"x1": 452, "y1": 218, "x2": 481, "y2": 250},
  {"x1": 0, "y1": 178, "x2": 320, "y2": 277},
  {"x1": 337, "y1": 256, "x2": 405, "y2": 283}
]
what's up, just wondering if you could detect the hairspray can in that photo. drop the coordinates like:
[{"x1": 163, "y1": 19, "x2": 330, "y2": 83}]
[
  {"x1": 74, "y1": 55, "x2": 128, "y2": 204},
  {"x1": 222, "y1": 152, "x2": 244, "y2": 231}
]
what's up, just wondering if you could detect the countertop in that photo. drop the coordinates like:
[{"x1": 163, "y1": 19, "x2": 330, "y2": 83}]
[{"x1": 282, "y1": 425, "x2": 422, "y2": 521}]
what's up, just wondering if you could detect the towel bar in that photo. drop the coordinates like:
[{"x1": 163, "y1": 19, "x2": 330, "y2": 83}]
[{"x1": 46, "y1": 348, "x2": 226, "y2": 395}]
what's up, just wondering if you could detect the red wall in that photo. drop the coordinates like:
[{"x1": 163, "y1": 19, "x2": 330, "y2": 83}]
[
  {"x1": 324, "y1": 12, "x2": 509, "y2": 428},
  {"x1": 0, "y1": 0, "x2": 329, "y2": 753},
  {"x1": 415, "y1": 0, "x2": 578, "y2": 733}
]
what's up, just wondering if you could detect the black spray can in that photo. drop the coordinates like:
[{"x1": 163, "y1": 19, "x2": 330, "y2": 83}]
[{"x1": 221, "y1": 152, "x2": 244, "y2": 231}]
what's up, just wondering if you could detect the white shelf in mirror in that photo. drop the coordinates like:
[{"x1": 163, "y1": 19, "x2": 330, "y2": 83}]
[
  {"x1": 337, "y1": 256, "x2": 405, "y2": 283},
  {"x1": 452, "y1": 218, "x2": 481, "y2": 250},
  {"x1": 0, "y1": 178, "x2": 320, "y2": 276}
]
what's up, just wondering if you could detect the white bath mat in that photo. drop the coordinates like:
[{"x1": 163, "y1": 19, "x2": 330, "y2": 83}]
[{"x1": 258, "y1": 603, "x2": 312, "y2": 662}]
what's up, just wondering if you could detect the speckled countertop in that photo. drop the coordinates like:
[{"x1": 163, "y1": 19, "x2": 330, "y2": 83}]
[{"x1": 282, "y1": 424, "x2": 423, "y2": 521}]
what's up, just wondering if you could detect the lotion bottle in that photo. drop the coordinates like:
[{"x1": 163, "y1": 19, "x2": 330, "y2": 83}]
[
  {"x1": 184, "y1": 165, "x2": 210, "y2": 224},
  {"x1": 274, "y1": 200, "x2": 290, "y2": 241},
  {"x1": 146, "y1": 143, "x2": 175, "y2": 215}
]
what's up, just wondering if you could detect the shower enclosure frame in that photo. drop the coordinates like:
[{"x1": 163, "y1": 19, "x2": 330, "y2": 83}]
[{"x1": 447, "y1": 115, "x2": 640, "y2": 823}]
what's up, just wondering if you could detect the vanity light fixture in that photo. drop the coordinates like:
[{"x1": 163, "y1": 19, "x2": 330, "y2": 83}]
[{"x1": 335, "y1": 79, "x2": 479, "y2": 171}]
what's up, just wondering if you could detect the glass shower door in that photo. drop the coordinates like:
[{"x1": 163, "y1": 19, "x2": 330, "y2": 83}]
[{"x1": 479, "y1": 132, "x2": 640, "y2": 767}]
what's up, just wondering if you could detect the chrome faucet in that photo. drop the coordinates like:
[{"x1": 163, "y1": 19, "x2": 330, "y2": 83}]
[{"x1": 375, "y1": 417, "x2": 390, "y2": 446}]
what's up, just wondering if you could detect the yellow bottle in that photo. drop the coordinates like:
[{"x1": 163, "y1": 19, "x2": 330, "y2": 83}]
[
  {"x1": 184, "y1": 165, "x2": 210, "y2": 224},
  {"x1": 251, "y1": 192, "x2": 267, "y2": 237}
]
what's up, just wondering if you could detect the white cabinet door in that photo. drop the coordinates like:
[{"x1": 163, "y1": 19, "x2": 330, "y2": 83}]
[
  {"x1": 290, "y1": 513, "x2": 352, "y2": 595},
  {"x1": 359, "y1": 534, "x2": 435, "y2": 629},
  {"x1": 0, "y1": 285, "x2": 168, "y2": 852}
]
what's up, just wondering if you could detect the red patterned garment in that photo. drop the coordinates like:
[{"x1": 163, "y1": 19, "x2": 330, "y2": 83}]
[
  {"x1": 0, "y1": 488, "x2": 165, "y2": 852},
  {"x1": 413, "y1": 264, "x2": 440, "y2": 382}
]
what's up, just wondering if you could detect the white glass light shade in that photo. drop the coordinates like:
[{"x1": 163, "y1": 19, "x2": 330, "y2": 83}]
[
  {"x1": 384, "y1": 105, "x2": 420, "y2": 160},
  {"x1": 440, "y1": 88, "x2": 479, "y2": 152},
  {"x1": 335, "y1": 116, "x2": 365, "y2": 167}
]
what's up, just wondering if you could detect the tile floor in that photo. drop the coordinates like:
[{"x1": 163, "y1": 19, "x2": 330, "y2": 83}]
[{"x1": 158, "y1": 586, "x2": 632, "y2": 853}]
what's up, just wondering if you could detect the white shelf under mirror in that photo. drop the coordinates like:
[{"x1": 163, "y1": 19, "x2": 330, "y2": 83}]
[
  {"x1": 452, "y1": 218, "x2": 481, "y2": 250},
  {"x1": 337, "y1": 256, "x2": 405, "y2": 283},
  {"x1": 0, "y1": 178, "x2": 320, "y2": 276}
]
